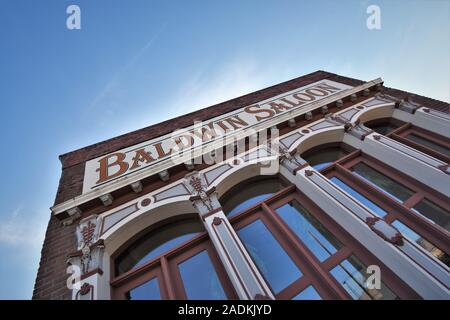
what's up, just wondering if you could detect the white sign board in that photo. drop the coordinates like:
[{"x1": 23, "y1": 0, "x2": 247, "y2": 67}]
[{"x1": 83, "y1": 79, "x2": 353, "y2": 193}]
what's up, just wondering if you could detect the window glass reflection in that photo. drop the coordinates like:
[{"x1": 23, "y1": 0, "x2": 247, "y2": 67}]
[
  {"x1": 330, "y1": 177, "x2": 387, "y2": 217},
  {"x1": 405, "y1": 133, "x2": 450, "y2": 156},
  {"x1": 237, "y1": 219, "x2": 303, "y2": 294},
  {"x1": 365, "y1": 122, "x2": 400, "y2": 135},
  {"x1": 392, "y1": 220, "x2": 450, "y2": 267},
  {"x1": 302, "y1": 146, "x2": 348, "y2": 170},
  {"x1": 128, "y1": 277, "x2": 161, "y2": 300},
  {"x1": 330, "y1": 255, "x2": 398, "y2": 300},
  {"x1": 276, "y1": 200, "x2": 343, "y2": 262},
  {"x1": 352, "y1": 163, "x2": 414, "y2": 202},
  {"x1": 412, "y1": 199, "x2": 450, "y2": 232},
  {"x1": 115, "y1": 219, "x2": 203, "y2": 275},
  {"x1": 292, "y1": 285, "x2": 322, "y2": 300},
  {"x1": 221, "y1": 177, "x2": 287, "y2": 217},
  {"x1": 178, "y1": 250, "x2": 228, "y2": 300}
]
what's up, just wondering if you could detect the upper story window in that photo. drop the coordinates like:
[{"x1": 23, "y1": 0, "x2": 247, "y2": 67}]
[
  {"x1": 115, "y1": 217, "x2": 204, "y2": 276},
  {"x1": 220, "y1": 176, "x2": 288, "y2": 217},
  {"x1": 301, "y1": 143, "x2": 355, "y2": 171},
  {"x1": 404, "y1": 133, "x2": 449, "y2": 156},
  {"x1": 322, "y1": 151, "x2": 450, "y2": 270},
  {"x1": 351, "y1": 162, "x2": 415, "y2": 203},
  {"x1": 229, "y1": 186, "x2": 413, "y2": 299},
  {"x1": 365, "y1": 118, "x2": 450, "y2": 162},
  {"x1": 364, "y1": 118, "x2": 404, "y2": 135},
  {"x1": 112, "y1": 216, "x2": 237, "y2": 300}
]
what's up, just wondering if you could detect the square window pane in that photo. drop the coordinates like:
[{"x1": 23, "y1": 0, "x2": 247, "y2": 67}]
[
  {"x1": 237, "y1": 219, "x2": 303, "y2": 294},
  {"x1": 178, "y1": 250, "x2": 228, "y2": 300},
  {"x1": 405, "y1": 133, "x2": 450, "y2": 156},
  {"x1": 292, "y1": 285, "x2": 322, "y2": 300},
  {"x1": 392, "y1": 220, "x2": 450, "y2": 267},
  {"x1": 412, "y1": 199, "x2": 450, "y2": 232},
  {"x1": 330, "y1": 255, "x2": 398, "y2": 300},
  {"x1": 276, "y1": 200, "x2": 343, "y2": 262},
  {"x1": 352, "y1": 163, "x2": 414, "y2": 202},
  {"x1": 128, "y1": 277, "x2": 161, "y2": 300},
  {"x1": 330, "y1": 177, "x2": 388, "y2": 217}
]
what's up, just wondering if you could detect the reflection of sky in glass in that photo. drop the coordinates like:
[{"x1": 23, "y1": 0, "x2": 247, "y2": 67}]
[
  {"x1": 134, "y1": 233, "x2": 199, "y2": 268},
  {"x1": 331, "y1": 262, "x2": 369, "y2": 300},
  {"x1": 412, "y1": 199, "x2": 450, "y2": 232},
  {"x1": 238, "y1": 219, "x2": 303, "y2": 294},
  {"x1": 129, "y1": 278, "x2": 161, "y2": 300},
  {"x1": 302, "y1": 147, "x2": 346, "y2": 170},
  {"x1": 292, "y1": 285, "x2": 322, "y2": 300},
  {"x1": 276, "y1": 201, "x2": 342, "y2": 262},
  {"x1": 330, "y1": 257, "x2": 397, "y2": 300},
  {"x1": 178, "y1": 250, "x2": 227, "y2": 300},
  {"x1": 330, "y1": 177, "x2": 387, "y2": 217},
  {"x1": 312, "y1": 162, "x2": 332, "y2": 170},
  {"x1": 228, "y1": 194, "x2": 272, "y2": 217},
  {"x1": 352, "y1": 163, "x2": 413, "y2": 203},
  {"x1": 392, "y1": 220, "x2": 450, "y2": 267}
]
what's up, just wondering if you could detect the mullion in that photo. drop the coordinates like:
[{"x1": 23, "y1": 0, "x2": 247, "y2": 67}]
[
  {"x1": 262, "y1": 197, "x2": 349, "y2": 299},
  {"x1": 329, "y1": 166, "x2": 450, "y2": 254}
]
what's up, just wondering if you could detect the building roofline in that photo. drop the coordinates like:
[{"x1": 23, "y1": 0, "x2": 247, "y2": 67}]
[{"x1": 58, "y1": 70, "x2": 341, "y2": 168}]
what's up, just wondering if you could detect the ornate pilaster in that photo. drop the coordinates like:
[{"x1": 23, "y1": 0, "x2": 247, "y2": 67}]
[
  {"x1": 67, "y1": 215, "x2": 107, "y2": 300},
  {"x1": 345, "y1": 123, "x2": 374, "y2": 141},
  {"x1": 184, "y1": 171, "x2": 221, "y2": 217},
  {"x1": 183, "y1": 172, "x2": 274, "y2": 300}
]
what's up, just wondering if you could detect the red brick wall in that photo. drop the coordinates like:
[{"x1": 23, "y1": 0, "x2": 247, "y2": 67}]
[{"x1": 32, "y1": 215, "x2": 76, "y2": 300}]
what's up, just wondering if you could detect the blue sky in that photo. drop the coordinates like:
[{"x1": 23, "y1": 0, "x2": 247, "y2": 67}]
[{"x1": 0, "y1": 0, "x2": 448, "y2": 299}]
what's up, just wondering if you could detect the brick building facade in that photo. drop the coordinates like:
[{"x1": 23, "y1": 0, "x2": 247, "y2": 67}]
[{"x1": 33, "y1": 71, "x2": 449, "y2": 300}]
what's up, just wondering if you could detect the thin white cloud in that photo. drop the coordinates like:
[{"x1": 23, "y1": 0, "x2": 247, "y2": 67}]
[
  {"x1": 85, "y1": 22, "x2": 168, "y2": 112},
  {"x1": 126, "y1": 57, "x2": 298, "y2": 132},
  {"x1": 0, "y1": 205, "x2": 47, "y2": 248}
]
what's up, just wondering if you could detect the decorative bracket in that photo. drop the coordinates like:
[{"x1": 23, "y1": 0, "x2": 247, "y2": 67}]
[
  {"x1": 183, "y1": 171, "x2": 221, "y2": 216},
  {"x1": 279, "y1": 146, "x2": 308, "y2": 175},
  {"x1": 365, "y1": 217, "x2": 404, "y2": 246},
  {"x1": 67, "y1": 215, "x2": 104, "y2": 276}
]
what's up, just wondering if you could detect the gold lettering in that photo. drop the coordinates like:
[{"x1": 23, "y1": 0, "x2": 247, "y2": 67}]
[
  {"x1": 292, "y1": 92, "x2": 315, "y2": 102},
  {"x1": 96, "y1": 152, "x2": 129, "y2": 184},
  {"x1": 152, "y1": 141, "x2": 172, "y2": 159},
  {"x1": 225, "y1": 115, "x2": 248, "y2": 130},
  {"x1": 268, "y1": 102, "x2": 292, "y2": 114},
  {"x1": 130, "y1": 148, "x2": 155, "y2": 170},
  {"x1": 191, "y1": 122, "x2": 218, "y2": 141},
  {"x1": 244, "y1": 104, "x2": 275, "y2": 121}
]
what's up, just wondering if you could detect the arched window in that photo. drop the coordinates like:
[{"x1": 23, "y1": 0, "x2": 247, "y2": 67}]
[
  {"x1": 115, "y1": 217, "x2": 204, "y2": 275},
  {"x1": 364, "y1": 117, "x2": 404, "y2": 135},
  {"x1": 226, "y1": 178, "x2": 414, "y2": 299},
  {"x1": 301, "y1": 143, "x2": 355, "y2": 171},
  {"x1": 220, "y1": 176, "x2": 288, "y2": 217},
  {"x1": 112, "y1": 215, "x2": 237, "y2": 300},
  {"x1": 364, "y1": 117, "x2": 449, "y2": 161}
]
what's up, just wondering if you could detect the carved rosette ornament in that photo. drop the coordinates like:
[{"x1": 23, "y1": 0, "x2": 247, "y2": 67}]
[
  {"x1": 183, "y1": 171, "x2": 221, "y2": 216},
  {"x1": 365, "y1": 216, "x2": 404, "y2": 246},
  {"x1": 67, "y1": 215, "x2": 104, "y2": 275}
]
